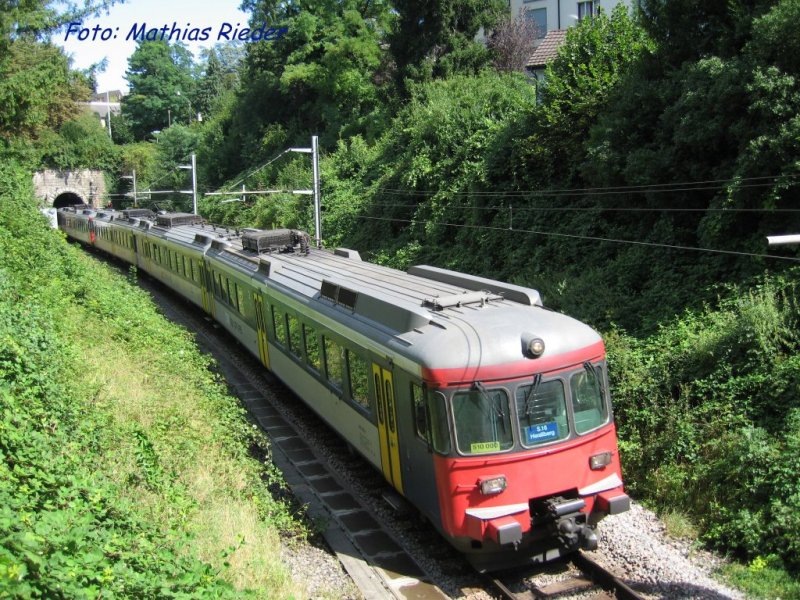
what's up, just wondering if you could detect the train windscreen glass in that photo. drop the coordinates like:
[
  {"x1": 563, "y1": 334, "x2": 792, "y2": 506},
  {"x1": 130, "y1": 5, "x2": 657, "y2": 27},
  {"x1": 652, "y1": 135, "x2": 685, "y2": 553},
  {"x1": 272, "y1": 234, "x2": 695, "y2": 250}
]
[
  {"x1": 571, "y1": 365, "x2": 609, "y2": 433},
  {"x1": 515, "y1": 378, "x2": 569, "y2": 447},
  {"x1": 452, "y1": 388, "x2": 513, "y2": 454}
]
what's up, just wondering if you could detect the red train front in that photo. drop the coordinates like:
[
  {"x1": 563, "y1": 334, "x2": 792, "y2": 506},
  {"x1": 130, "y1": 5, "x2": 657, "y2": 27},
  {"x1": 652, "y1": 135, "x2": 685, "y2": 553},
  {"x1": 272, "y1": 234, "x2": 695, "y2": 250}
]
[{"x1": 404, "y1": 267, "x2": 630, "y2": 571}]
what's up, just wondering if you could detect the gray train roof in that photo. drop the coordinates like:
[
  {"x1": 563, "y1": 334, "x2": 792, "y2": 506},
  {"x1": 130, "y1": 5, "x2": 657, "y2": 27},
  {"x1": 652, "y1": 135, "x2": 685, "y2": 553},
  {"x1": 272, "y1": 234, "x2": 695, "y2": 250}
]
[
  {"x1": 252, "y1": 245, "x2": 602, "y2": 375},
  {"x1": 79, "y1": 212, "x2": 603, "y2": 378}
]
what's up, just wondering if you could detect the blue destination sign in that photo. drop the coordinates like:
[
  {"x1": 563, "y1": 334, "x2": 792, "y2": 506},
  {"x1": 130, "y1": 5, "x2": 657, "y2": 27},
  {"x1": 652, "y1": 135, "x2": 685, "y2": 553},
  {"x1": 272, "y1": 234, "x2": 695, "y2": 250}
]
[{"x1": 525, "y1": 422, "x2": 558, "y2": 444}]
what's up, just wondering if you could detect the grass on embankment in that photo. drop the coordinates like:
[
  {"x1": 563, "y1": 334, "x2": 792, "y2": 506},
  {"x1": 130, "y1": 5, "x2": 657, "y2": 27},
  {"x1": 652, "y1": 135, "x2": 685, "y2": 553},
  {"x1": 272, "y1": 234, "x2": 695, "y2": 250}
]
[
  {"x1": 0, "y1": 163, "x2": 332, "y2": 597},
  {"x1": 61, "y1": 274, "x2": 302, "y2": 596}
]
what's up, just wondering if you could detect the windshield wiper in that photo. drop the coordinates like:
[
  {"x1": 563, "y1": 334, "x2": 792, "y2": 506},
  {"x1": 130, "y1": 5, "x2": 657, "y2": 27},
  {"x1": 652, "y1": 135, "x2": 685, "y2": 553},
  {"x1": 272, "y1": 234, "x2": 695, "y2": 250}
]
[
  {"x1": 474, "y1": 381, "x2": 506, "y2": 423},
  {"x1": 522, "y1": 373, "x2": 542, "y2": 416}
]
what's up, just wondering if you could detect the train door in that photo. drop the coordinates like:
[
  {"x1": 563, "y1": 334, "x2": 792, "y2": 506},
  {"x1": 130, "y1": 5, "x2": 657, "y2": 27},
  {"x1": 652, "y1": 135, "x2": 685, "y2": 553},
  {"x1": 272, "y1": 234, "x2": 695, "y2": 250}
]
[
  {"x1": 199, "y1": 260, "x2": 215, "y2": 316},
  {"x1": 253, "y1": 293, "x2": 270, "y2": 369},
  {"x1": 372, "y1": 363, "x2": 404, "y2": 494}
]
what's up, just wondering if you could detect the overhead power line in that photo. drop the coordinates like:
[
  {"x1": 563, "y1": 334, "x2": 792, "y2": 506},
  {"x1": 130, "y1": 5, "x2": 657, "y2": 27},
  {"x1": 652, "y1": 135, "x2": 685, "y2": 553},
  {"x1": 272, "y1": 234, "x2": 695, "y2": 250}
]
[
  {"x1": 365, "y1": 202, "x2": 800, "y2": 214},
  {"x1": 371, "y1": 172, "x2": 800, "y2": 198},
  {"x1": 354, "y1": 215, "x2": 800, "y2": 263},
  {"x1": 212, "y1": 149, "x2": 293, "y2": 195}
]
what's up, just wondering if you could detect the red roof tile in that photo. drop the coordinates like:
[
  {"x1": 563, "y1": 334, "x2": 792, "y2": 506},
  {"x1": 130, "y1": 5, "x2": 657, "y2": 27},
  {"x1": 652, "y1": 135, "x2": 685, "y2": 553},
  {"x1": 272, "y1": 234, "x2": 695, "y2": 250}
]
[{"x1": 526, "y1": 29, "x2": 568, "y2": 68}]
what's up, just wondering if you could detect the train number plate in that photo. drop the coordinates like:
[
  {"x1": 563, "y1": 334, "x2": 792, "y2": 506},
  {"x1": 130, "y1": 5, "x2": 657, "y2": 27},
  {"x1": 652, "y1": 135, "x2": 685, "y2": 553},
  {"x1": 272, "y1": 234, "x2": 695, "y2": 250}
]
[
  {"x1": 470, "y1": 441, "x2": 501, "y2": 454},
  {"x1": 525, "y1": 422, "x2": 558, "y2": 444}
]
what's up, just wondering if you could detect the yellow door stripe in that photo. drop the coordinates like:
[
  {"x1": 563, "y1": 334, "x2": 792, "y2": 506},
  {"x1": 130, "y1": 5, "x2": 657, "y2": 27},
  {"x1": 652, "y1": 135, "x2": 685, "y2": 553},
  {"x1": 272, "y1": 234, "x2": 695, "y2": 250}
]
[
  {"x1": 373, "y1": 363, "x2": 391, "y2": 482},
  {"x1": 382, "y1": 369, "x2": 404, "y2": 495},
  {"x1": 253, "y1": 294, "x2": 270, "y2": 369}
]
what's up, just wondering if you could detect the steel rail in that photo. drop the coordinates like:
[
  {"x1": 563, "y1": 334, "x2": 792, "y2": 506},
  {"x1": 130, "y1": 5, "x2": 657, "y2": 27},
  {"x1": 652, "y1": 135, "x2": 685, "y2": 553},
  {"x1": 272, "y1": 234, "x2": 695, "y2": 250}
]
[{"x1": 488, "y1": 551, "x2": 645, "y2": 600}]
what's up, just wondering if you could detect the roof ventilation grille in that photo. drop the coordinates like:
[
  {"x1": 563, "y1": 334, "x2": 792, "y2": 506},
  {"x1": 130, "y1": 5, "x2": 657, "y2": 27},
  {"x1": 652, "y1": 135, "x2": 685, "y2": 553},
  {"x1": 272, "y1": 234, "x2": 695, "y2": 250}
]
[
  {"x1": 155, "y1": 212, "x2": 204, "y2": 227},
  {"x1": 422, "y1": 291, "x2": 503, "y2": 311},
  {"x1": 123, "y1": 208, "x2": 155, "y2": 220},
  {"x1": 319, "y1": 280, "x2": 358, "y2": 310},
  {"x1": 242, "y1": 228, "x2": 311, "y2": 254}
]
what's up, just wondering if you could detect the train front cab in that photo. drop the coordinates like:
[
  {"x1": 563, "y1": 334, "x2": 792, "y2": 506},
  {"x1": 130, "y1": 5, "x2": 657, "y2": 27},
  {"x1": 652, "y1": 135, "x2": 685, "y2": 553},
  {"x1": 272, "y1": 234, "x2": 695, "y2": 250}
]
[{"x1": 422, "y1": 348, "x2": 630, "y2": 571}]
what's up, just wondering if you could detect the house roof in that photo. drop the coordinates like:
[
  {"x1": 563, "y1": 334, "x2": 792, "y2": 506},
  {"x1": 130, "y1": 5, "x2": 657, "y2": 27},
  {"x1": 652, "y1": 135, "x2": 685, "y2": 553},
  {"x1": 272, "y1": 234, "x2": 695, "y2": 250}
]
[{"x1": 526, "y1": 29, "x2": 568, "y2": 69}]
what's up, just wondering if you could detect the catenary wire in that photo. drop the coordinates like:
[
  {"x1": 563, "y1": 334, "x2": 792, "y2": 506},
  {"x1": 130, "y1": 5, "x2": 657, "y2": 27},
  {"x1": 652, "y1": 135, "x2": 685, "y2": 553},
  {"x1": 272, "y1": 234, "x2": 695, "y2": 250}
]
[
  {"x1": 372, "y1": 173, "x2": 800, "y2": 198},
  {"x1": 354, "y1": 215, "x2": 800, "y2": 263},
  {"x1": 363, "y1": 202, "x2": 800, "y2": 214}
]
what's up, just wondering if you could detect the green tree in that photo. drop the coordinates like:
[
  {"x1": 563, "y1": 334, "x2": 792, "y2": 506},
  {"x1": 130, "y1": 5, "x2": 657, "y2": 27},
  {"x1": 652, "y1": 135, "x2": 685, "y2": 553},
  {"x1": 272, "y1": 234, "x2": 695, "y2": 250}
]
[
  {"x1": 245, "y1": 0, "x2": 392, "y2": 141},
  {"x1": 388, "y1": 0, "x2": 506, "y2": 92},
  {"x1": 192, "y1": 44, "x2": 244, "y2": 120},
  {"x1": 122, "y1": 40, "x2": 196, "y2": 140},
  {"x1": 198, "y1": 0, "x2": 394, "y2": 187},
  {"x1": 511, "y1": 5, "x2": 654, "y2": 189},
  {"x1": 0, "y1": 40, "x2": 89, "y2": 142},
  {"x1": 0, "y1": 1, "x2": 117, "y2": 147},
  {"x1": 147, "y1": 124, "x2": 200, "y2": 211},
  {"x1": 40, "y1": 112, "x2": 120, "y2": 171}
]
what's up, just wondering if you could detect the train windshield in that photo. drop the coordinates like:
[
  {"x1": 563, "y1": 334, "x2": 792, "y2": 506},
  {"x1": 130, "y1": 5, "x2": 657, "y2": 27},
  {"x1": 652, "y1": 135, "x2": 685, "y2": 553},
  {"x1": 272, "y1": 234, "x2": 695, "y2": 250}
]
[
  {"x1": 516, "y1": 377, "x2": 569, "y2": 447},
  {"x1": 452, "y1": 386, "x2": 514, "y2": 455},
  {"x1": 571, "y1": 363, "x2": 609, "y2": 433}
]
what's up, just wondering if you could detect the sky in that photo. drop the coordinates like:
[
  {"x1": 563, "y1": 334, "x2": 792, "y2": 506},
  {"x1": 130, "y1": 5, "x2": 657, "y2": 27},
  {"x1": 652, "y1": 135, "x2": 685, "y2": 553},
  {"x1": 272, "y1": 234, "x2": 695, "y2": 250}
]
[{"x1": 56, "y1": 0, "x2": 250, "y2": 93}]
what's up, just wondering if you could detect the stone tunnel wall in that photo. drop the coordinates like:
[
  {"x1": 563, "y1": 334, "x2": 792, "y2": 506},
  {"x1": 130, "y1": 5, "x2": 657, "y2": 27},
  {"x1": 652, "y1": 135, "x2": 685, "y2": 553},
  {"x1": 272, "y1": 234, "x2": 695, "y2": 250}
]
[{"x1": 32, "y1": 169, "x2": 107, "y2": 208}]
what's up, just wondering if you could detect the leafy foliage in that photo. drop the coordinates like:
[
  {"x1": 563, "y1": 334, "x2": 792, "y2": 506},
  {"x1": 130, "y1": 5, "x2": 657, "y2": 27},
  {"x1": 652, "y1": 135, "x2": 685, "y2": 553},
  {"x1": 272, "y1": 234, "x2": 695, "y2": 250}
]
[
  {"x1": 0, "y1": 40, "x2": 89, "y2": 142},
  {"x1": 122, "y1": 40, "x2": 196, "y2": 140},
  {"x1": 388, "y1": 0, "x2": 506, "y2": 90},
  {"x1": 39, "y1": 112, "x2": 121, "y2": 171},
  {"x1": 0, "y1": 161, "x2": 305, "y2": 596},
  {"x1": 608, "y1": 275, "x2": 800, "y2": 571}
]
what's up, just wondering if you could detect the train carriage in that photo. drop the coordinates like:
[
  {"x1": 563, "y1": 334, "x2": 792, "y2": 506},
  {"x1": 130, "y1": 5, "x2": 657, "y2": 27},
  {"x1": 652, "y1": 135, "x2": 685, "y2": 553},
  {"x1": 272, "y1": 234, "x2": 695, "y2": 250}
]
[
  {"x1": 57, "y1": 207, "x2": 95, "y2": 245},
  {"x1": 58, "y1": 209, "x2": 629, "y2": 571}
]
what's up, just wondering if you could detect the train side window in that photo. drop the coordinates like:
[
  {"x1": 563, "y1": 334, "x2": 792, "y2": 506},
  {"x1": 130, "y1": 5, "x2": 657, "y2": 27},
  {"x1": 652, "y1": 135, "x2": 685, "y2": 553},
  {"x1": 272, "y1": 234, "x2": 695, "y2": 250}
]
[
  {"x1": 430, "y1": 392, "x2": 451, "y2": 455},
  {"x1": 236, "y1": 285, "x2": 245, "y2": 315},
  {"x1": 411, "y1": 383, "x2": 428, "y2": 441},
  {"x1": 323, "y1": 337, "x2": 344, "y2": 391},
  {"x1": 303, "y1": 325, "x2": 321, "y2": 372},
  {"x1": 287, "y1": 314, "x2": 302, "y2": 358},
  {"x1": 347, "y1": 351, "x2": 370, "y2": 411},
  {"x1": 570, "y1": 365, "x2": 609, "y2": 434},
  {"x1": 271, "y1": 306, "x2": 287, "y2": 345}
]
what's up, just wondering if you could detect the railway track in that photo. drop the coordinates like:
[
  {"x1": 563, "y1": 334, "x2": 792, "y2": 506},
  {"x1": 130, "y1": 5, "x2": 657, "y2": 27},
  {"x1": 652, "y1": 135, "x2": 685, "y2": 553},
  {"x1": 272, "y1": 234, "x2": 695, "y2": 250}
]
[
  {"x1": 135, "y1": 271, "x2": 451, "y2": 600},
  {"x1": 489, "y1": 552, "x2": 643, "y2": 600}
]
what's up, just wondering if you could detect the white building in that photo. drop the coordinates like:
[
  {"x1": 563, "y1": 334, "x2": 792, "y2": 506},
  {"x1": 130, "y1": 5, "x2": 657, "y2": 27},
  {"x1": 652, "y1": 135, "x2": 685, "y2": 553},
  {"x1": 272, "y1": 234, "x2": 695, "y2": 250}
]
[{"x1": 512, "y1": 0, "x2": 634, "y2": 41}]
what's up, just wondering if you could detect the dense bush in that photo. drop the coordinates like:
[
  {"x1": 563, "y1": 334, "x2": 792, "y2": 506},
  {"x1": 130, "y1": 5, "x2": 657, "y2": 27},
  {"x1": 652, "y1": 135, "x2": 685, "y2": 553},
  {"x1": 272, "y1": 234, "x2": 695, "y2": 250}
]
[{"x1": 608, "y1": 274, "x2": 800, "y2": 571}]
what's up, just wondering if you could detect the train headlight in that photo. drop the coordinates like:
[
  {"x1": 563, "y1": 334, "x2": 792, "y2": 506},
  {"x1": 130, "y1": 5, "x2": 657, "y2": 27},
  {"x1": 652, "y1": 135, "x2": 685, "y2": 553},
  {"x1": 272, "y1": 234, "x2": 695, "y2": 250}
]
[
  {"x1": 479, "y1": 475, "x2": 507, "y2": 496},
  {"x1": 590, "y1": 452, "x2": 612, "y2": 470},
  {"x1": 522, "y1": 334, "x2": 545, "y2": 358}
]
